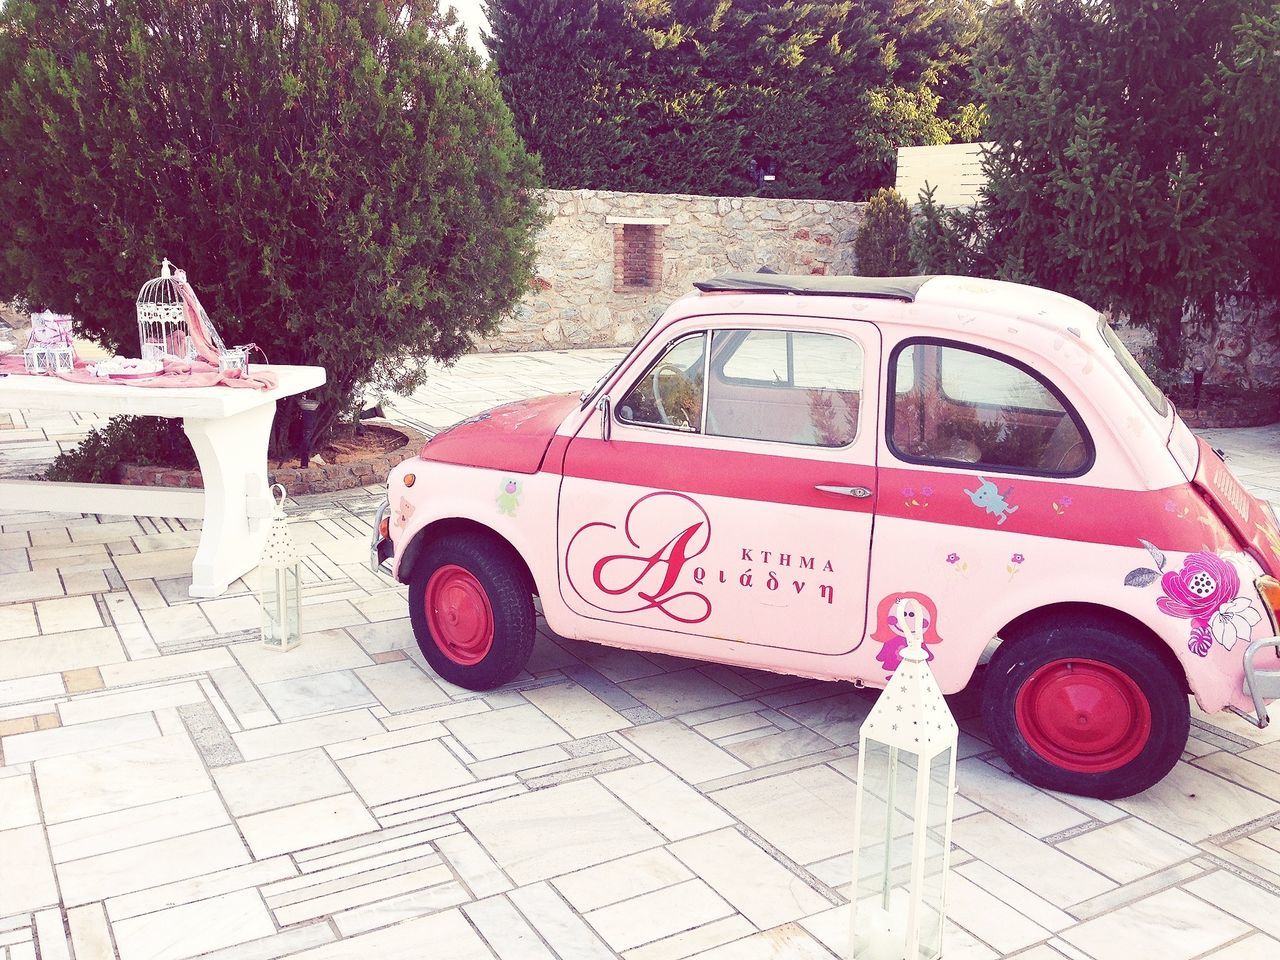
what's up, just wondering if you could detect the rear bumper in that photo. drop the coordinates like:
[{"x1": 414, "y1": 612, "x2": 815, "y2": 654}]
[
  {"x1": 370, "y1": 497, "x2": 394, "y2": 574},
  {"x1": 1232, "y1": 634, "x2": 1280, "y2": 729}
]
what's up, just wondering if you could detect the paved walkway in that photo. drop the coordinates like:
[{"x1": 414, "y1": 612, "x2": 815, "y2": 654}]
[{"x1": 1, "y1": 349, "x2": 1280, "y2": 960}]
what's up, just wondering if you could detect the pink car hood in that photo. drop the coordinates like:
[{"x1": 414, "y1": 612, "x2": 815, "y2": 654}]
[{"x1": 419, "y1": 392, "x2": 580, "y2": 474}]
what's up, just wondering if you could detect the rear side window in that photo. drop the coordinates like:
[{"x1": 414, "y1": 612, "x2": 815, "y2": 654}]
[{"x1": 889, "y1": 339, "x2": 1093, "y2": 476}]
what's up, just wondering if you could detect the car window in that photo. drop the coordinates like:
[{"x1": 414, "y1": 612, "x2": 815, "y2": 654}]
[
  {"x1": 889, "y1": 340, "x2": 1092, "y2": 475},
  {"x1": 707, "y1": 330, "x2": 862, "y2": 447},
  {"x1": 617, "y1": 333, "x2": 706, "y2": 432}
]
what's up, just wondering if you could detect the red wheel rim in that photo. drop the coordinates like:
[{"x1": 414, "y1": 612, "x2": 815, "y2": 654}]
[
  {"x1": 424, "y1": 564, "x2": 494, "y2": 666},
  {"x1": 1014, "y1": 658, "x2": 1151, "y2": 774}
]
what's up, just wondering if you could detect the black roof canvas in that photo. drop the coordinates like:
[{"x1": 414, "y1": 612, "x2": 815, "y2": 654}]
[{"x1": 694, "y1": 272, "x2": 935, "y2": 301}]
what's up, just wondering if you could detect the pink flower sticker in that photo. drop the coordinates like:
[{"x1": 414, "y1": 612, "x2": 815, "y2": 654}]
[{"x1": 1156, "y1": 552, "x2": 1239, "y2": 622}]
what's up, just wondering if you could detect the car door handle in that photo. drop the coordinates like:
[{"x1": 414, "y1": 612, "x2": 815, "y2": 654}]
[{"x1": 815, "y1": 484, "x2": 873, "y2": 499}]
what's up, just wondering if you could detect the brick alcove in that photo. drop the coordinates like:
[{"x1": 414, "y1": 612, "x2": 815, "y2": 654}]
[{"x1": 609, "y1": 216, "x2": 669, "y2": 292}]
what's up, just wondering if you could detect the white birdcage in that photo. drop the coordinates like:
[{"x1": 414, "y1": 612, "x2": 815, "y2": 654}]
[{"x1": 136, "y1": 258, "x2": 227, "y2": 362}]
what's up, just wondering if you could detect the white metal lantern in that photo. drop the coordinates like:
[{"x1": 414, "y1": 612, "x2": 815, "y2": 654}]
[
  {"x1": 22, "y1": 345, "x2": 49, "y2": 374},
  {"x1": 218, "y1": 345, "x2": 249, "y2": 374},
  {"x1": 850, "y1": 599, "x2": 959, "y2": 960},
  {"x1": 259, "y1": 484, "x2": 303, "y2": 652},
  {"x1": 136, "y1": 258, "x2": 228, "y2": 362},
  {"x1": 47, "y1": 345, "x2": 74, "y2": 374}
]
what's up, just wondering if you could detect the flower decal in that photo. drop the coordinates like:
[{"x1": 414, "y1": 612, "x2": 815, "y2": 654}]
[
  {"x1": 1005, "y1": 551, "x2": 1026, "y2": 581},
  {"x1": 946, "y1": 552, "x2": 960, "y2": 564},
  {"x1": 903, "y1": 486, "x2": 931, "y2": 509},
  {"x1": 1208, "y1": 598, "x2": 1262, "y2": 651},
  {"x1": 1156, "y1": 552, "x2": 1239, "y2": 621},
  {"x1": 1131, "y1": 547, "x2": 1260, "y2": 658}
]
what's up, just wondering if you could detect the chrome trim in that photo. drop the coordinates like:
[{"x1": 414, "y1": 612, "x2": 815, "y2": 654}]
[
  {"x1": 1235, "y1": 634, "x2": 1280, "y2": 729},
  {"x1": 597, "y1": 395, "x2": 611, "y2": 442},
  {"x1": 370, "y1": 497, "x2": 391, "y2": 574}
]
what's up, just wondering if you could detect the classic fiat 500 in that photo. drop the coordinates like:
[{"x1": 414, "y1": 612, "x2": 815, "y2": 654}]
[{"x1": 372, "y1": 273, "x2": 1280, "y2": 799}]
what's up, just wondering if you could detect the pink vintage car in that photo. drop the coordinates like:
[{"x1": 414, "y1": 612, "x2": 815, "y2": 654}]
[{"x1": 372, "y1": 274, "x2": 1280, "y2": 799}]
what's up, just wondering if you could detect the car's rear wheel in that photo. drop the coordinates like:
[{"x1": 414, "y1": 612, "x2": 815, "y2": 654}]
[
  {"x1": 982, "y1": 618, "x2": 1188, "y2": 799},
  {"x1": 408, "y1": 532, "x2": 535, "y2": 690}
]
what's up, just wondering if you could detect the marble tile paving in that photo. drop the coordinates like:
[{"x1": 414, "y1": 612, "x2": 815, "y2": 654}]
[{"x1": 1, "y1": 348, "x2": 1280, "y2": 959}]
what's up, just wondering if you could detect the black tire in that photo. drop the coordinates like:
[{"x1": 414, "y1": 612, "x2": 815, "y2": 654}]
[
  {"x1": 982, "y1": 619, "x2": 1189, "y2": 799},
  {"x1": 408, "y1": 532, "x2": 535, "y2": 691}
]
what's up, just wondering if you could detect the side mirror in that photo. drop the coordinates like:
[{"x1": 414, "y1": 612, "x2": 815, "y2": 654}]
[{"x1": 597, "y1": 395, "x2": 612, "y2": 442}]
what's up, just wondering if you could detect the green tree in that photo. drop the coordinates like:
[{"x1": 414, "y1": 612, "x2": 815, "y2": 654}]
[
  {"x1": 0, "y1": 0, "x2": 545, "y2": 452},
  {"x1": 965, "y1": 0, "x2": 1279, "y2": 375},
  {"x1": 486, "y1": 0, "x2": 984, "y2": 200}
]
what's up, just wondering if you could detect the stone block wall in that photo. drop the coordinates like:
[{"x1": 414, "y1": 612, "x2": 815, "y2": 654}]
[
  {"x1": 478, "y1": 186, "x2": 1278, "y2": 394},
  {"x1": 478, "y1": 188, "x2": 865, "y2": 351}
]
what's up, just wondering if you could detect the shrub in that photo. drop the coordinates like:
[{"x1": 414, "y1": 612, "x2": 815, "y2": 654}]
[
  {"x1": 854, "y1": 189, "x2": 914, "y2": 277},
  {"x1": 0, "y1": 0, "x2": 545, "y2": 455},
  {"x1": 43, "y1": 417, "x2": 195, "y2": 484}
]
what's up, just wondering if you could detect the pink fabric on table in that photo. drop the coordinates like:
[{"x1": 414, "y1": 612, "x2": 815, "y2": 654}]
[{"x1": 0, "y1": 355, "x2": 278, "y2": 390}]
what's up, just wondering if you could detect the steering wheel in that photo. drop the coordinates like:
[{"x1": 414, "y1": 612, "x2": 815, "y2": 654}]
[{"x1": 651, "y1": 363, "x2": 687, "y2": 425}]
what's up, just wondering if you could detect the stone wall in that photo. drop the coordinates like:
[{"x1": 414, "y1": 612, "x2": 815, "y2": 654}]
[
  {"x1": 479, "y1": 187, "x2": 1279, "y2": 395},
  {"x1": 1112, "y1": 293, "x2": 1280, "y2": 396},
  {"x1": 478, "y1": 188, "x2": 865, "y2": 351}
]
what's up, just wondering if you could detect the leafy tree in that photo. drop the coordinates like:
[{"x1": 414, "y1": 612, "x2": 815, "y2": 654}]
[
  {"x1": 961, "y1": 0, "x2": 1279, "y2": 375},
  {"x1": 854, "y1": 188, "x2": 913, "y2": 276},
  {"x1": 486, "y1": 0, "x2": 984, "y2": 200},
  {"x1": 0, "y1": 0, "x2": 544, "y2": 453}
]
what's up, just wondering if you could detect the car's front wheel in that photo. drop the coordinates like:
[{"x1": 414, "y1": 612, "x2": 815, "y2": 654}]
[
  {"x1": 982, "y1": 618, "x2": 1189, "y2": 799},
  {"x1": 408, "y1": 532, "x2": 535, "y2": 690}
]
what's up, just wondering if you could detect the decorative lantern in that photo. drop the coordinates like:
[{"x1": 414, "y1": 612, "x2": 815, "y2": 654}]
[
  {"x1": 136, "y1": 258, "x2": 229, "y2": 362},
  {"x1": 849, "y1": 599, "x2": 958, "y2": 960},
  {"x1": 218, "y1": 346, "x2": 249, "y2": 375},
  {"x1": 259, "y1": 484, "x2": 303, "y2": 652},
  {"x1": 22, "y1": 345, "x2": 49, "y2": 374},
  {"x1": 46, "y1": 345, "x2": 75, "y2": 374}
]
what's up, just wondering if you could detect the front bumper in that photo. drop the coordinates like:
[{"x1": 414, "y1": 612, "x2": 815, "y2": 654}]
[{"x1": 370, "y1": 497, "x2": 394, "y2": 574}]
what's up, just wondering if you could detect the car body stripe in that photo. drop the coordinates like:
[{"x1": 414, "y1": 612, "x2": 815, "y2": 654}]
[{"x1": 550, "y1": 437, "x2": 1237, "y2": 556}]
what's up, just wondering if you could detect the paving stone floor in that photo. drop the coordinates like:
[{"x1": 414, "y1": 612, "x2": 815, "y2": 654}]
[{"x1": 2, "y1": 348, "x2": 1280, "y2": 960}]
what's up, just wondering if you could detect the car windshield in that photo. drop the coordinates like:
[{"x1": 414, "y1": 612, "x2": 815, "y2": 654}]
[{"x1": 1098, "y1": 316, "x2": 1169, "y2": 417}]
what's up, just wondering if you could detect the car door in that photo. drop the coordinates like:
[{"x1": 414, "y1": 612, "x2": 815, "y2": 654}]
[{"x1": 556, "y1": 314, "x2": 881, "y2": 657}]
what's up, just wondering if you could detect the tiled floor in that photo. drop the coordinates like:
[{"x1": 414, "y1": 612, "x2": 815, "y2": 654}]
[{"x1": 2, "y1": 348, "x2": 1280, "y2": 960}]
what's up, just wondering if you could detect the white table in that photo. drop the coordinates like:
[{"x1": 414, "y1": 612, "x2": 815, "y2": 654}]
[{"x1": 0, "y1": 365, "x2": 326, "y2": 598}]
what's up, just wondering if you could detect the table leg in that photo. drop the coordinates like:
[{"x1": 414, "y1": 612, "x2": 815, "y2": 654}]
[{"x1": 183, "y1": 402, "x2": 276, "y2": 599}]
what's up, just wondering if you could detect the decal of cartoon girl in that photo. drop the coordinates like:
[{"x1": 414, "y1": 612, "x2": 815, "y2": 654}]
[{"x1": 871, "y1": 592, "x2": 945, "y2": 675}]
